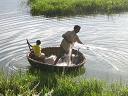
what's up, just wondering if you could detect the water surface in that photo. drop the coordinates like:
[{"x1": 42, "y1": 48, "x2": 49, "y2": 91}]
[{"x1": 0, "y1": 0, "x2": 128, "y2": 82}]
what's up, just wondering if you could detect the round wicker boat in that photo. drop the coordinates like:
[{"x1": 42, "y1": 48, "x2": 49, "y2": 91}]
[{"x1": 27, "y1": 47, "x2": 86, "y2": 72}]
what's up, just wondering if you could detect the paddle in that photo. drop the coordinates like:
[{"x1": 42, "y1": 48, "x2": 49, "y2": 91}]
[{"x1": 26, "y1": 39, "x2": 32, "y2": 51}]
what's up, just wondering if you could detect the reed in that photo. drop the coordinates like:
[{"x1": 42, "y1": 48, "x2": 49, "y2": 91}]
[
  {"x1": 0, "y1": 70, "x2": 128, "y2": 96},
  {"x1": 29, "y1": 0, "x2": 128, "y2": 17}
]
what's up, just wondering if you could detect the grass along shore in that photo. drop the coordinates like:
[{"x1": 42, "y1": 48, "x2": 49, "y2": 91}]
[
  {"x1": 0, "y1": 70, "x2": 128, "y2": 96},
  {"x1": 29, "y1": 0, "x2": 128, "y2": 17}
]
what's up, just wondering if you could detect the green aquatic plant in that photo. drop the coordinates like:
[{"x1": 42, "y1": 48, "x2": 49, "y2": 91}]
[{"x1": 29, "y1": 0, "x2": 128, "y2": 17}]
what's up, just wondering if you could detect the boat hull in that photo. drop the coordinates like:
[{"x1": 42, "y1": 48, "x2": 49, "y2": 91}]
[{"x1": 27, "y1": 47, "x2": 86, "y2": 72}]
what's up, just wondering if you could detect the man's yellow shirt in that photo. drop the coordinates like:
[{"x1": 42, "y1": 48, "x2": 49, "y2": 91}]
[{"x1": 32, "y1": 45, "x2": 41, "y2": 57}]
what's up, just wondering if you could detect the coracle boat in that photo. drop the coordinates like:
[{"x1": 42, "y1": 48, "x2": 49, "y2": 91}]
[{"x1": 27, "y1": 47, "x2": 86, "y2": 72}]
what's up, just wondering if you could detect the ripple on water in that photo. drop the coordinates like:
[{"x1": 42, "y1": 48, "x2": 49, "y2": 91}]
[
  {"x1": 1, "y1": 10, "x2": 128, "y2": 82},
  {"x1": 5, "y1": 54, "x2": 30, "y2": 73}
]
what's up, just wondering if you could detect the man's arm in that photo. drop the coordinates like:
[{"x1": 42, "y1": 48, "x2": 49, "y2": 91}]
[
  {"x1": 62, "y1": 34, "x2": 66, "y2": 39},
  {"x1": 75, "y1": 35, "x2": 83, "y2": 44}
]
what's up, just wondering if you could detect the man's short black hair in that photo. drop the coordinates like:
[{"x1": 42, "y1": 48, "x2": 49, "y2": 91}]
[
  {"x1": 36, "y1": 40, "x2": 41, "y2": 45},
  {"x1": 74, "y1": 25, "x2": 81, "y2": 30}
]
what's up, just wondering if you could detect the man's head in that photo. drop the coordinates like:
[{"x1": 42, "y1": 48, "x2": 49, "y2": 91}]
[
  {"x1": 36, "y1": 40, "x2": 41, "y2": 45},
  {"x1": 74, "y1": 25, "x2": 81, "y2": 33}
]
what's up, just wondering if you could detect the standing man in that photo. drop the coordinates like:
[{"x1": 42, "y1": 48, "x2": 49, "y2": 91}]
[{"x1": 54, "y1": 25, "x2": 83, "y2": 65}]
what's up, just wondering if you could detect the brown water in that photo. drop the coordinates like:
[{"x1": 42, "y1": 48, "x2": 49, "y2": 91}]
[{"x1": 0, "y1": 0, "x2": 128, "y2": 82}]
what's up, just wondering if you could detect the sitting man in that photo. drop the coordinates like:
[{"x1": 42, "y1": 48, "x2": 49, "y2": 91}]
[{"x1": 27, "y1": 40, "x2": 45, "y2": 62}]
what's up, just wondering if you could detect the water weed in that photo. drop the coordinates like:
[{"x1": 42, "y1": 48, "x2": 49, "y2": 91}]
[{"x1": 29, "y1": 0, "x2": 128, "y2": 17}]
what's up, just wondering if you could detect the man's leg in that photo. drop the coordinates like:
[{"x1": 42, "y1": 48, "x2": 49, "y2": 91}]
[
  {"x1": 38, "y1": 53, "x2": 45, "y2": 62},
  {"x1": 54, "y1": 47, "x2": 65, "y2": 65}
]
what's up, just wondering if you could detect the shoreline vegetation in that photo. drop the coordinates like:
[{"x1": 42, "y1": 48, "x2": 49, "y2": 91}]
[
  {"x1": 29, "y1": 0, "x2": 128, "y2": 17},
  {"x1": 0, "y1": 70, "x2": 128, "y2": 96}
]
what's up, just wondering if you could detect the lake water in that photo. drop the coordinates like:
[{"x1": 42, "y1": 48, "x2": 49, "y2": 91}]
[{"x1": 0, "y1": 0, "x2": 128, "y2": 82}]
